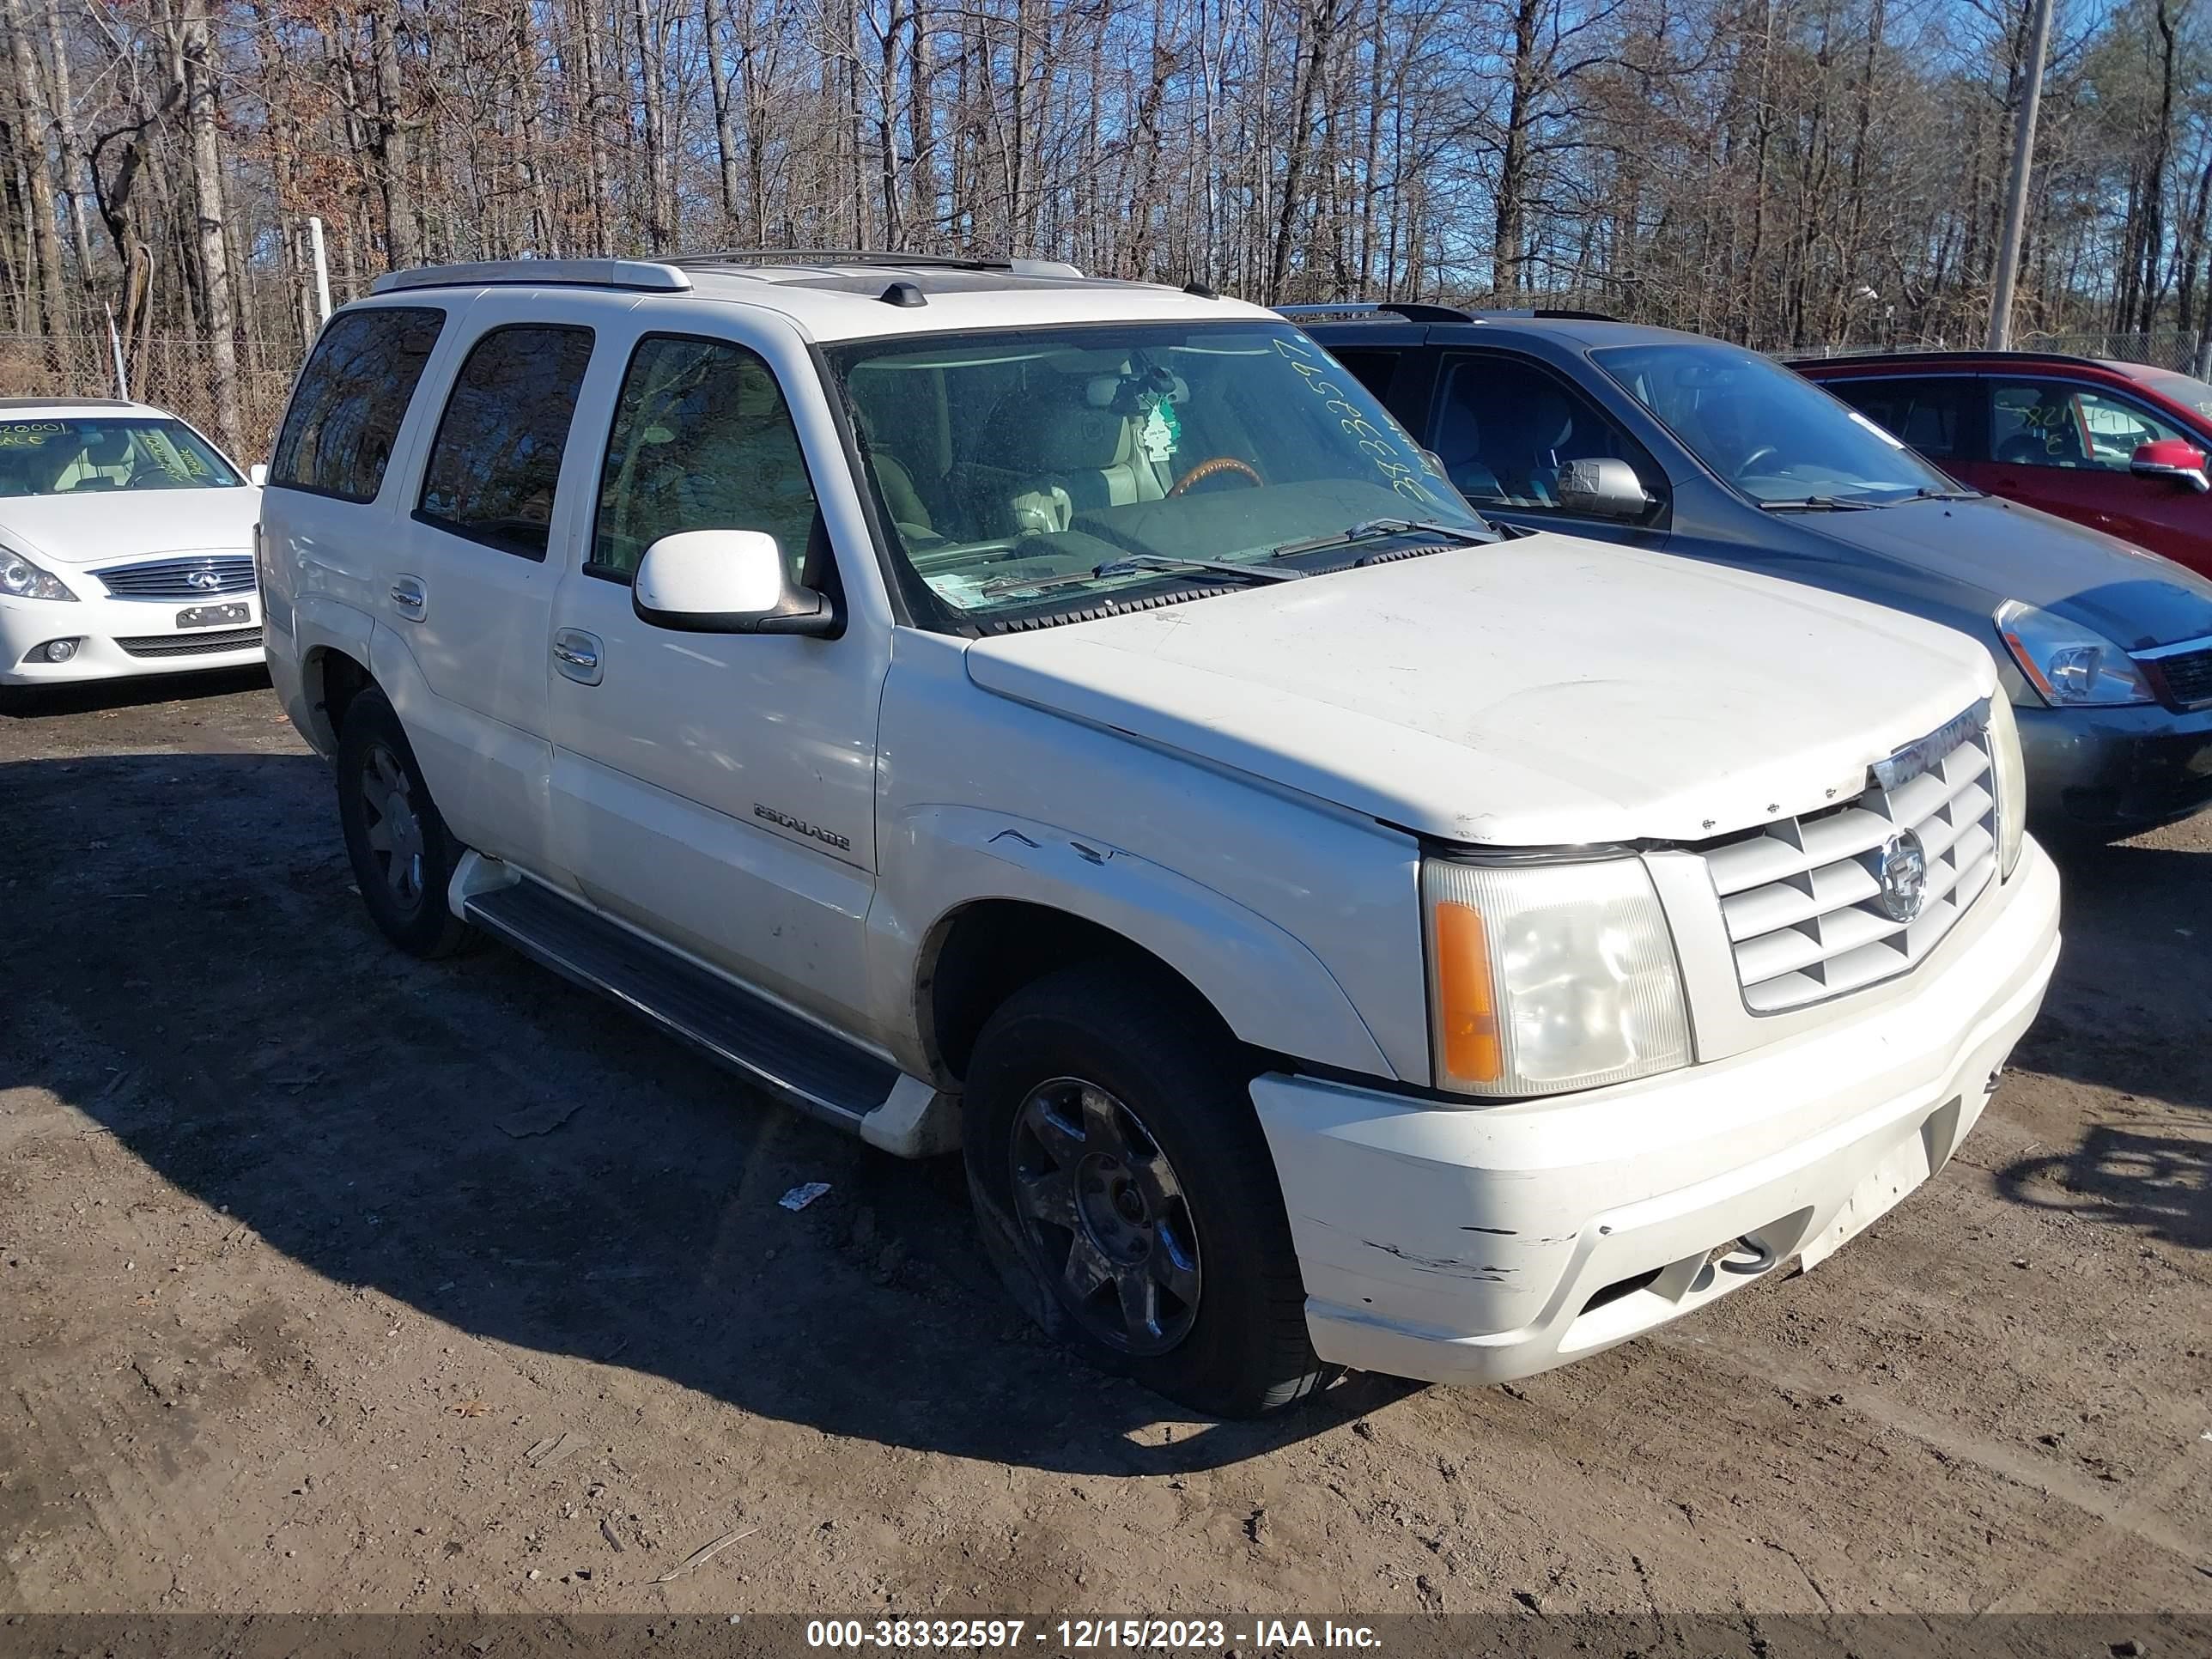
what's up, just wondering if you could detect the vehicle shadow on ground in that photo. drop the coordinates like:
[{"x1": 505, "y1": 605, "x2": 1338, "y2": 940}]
[
  {"x1": 1991, "y1": 835, "x2": 2211, "y2": 1249},
  {"x1": 0, "y1": 663, "x2": 270, "y2": 719},
  {"x1": 3, "y1": 750, "x2": 1417, "y2": 1476},
  {"x1": 1992, "y1": 1121, "x2": 2209, "y2": 1249}
]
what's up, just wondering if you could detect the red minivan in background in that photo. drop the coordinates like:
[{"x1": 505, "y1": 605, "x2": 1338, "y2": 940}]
[{"x1": 1794, "y1": 349, "x2": 2212, "y2": 581}]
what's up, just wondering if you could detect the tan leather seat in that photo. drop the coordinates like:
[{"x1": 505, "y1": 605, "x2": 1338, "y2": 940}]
[{"x1": 873, "y1": 451, "x2": 937, "y2": 539}]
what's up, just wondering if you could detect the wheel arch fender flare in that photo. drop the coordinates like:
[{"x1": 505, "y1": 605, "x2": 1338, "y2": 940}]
[
  {"x1": 881, "y1": 805, "x2": 1397, "y2": 1085},
  {"x1": 290, "y1": 596, "x2": 378, "y2": 755}
]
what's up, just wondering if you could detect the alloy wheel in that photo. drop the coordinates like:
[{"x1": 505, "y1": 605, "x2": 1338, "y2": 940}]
[
  {"x1": 358, "y1": 742, "x2": 428, "y2": 910},
  {"x1": 1008, "y1": 1077, "x2": 1202, "y2": 1354}
]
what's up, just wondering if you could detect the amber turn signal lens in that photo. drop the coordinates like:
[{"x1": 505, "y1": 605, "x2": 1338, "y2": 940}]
[{"x1": 1432, "y1": 899, "x2": 1502, "y2": 1084}]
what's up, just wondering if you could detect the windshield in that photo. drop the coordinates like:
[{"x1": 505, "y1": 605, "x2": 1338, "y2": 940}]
[
  {"x1": 1594, "y1": 343, "x2": 1958, "y2": 505},
  {"x1": 0, "y1": 416, "x2": 244, "y2": 497},
  {"x1": 823, "y1": 322, "x2": 1481, "y2": 624}
]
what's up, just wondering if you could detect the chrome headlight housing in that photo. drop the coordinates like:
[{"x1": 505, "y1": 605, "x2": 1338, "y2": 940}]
[
  {"x1": 1996, "y1": 600, "x2": 2151, "y2": 706},
  {"x1": 1423, "y1": 855, "x2": 1692, "y2": 1097},
  {"x1": 1987, "y1": 693, "x2": 2027, "y2": 878},
  {"x1": 0, "y1": 542, "x2": 76, "y2": 601}
]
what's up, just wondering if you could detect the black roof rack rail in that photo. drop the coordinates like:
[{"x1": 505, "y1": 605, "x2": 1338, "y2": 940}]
[
  {"x1": 672, "y1": 248, "x2": 1086, "y2": 279},
  {"x1": 1274, "y1": 301, "x2": 1476, "y2": 324},
  {"x1": 677, "y1": 248, "x2": 1006, "y2": 269},
  {"x1": 1277, "y1": 301, "x2": 1622, "y2": 325},
  {"x1": 1784, "y1": 347, "x2": 2106, "y2": 370},
  {"x1": 1473, "y1": 307, "x2": 1619, "y2": 322}
]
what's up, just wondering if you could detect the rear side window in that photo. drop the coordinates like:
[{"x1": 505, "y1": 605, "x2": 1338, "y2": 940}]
[
  {"x1": 416, "y1": 325, "x2": 595, "y2": 560},
  {"x1": 1822, "y1": 376, "x2": 1972, "y2": 459},
  {"x1": 270, "y1": 307, "x2": 446, "y2": 502}
]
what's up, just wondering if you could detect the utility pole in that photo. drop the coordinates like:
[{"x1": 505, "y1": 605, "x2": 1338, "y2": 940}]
[
  {"x1": 1988, "y1": 0, "x2": 2056, "y2": 349},
  {"x1": 308, "y1": 216, "x2": 333, "y2": 325},
  {"x1": 106, "y1": 304, "x2": 129, "y2": 399}
]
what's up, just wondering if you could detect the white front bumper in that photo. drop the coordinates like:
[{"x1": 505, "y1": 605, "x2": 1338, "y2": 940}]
[
  {"x1": 0, "y1": 588, "x2": 263, "y2": 684},
  {"x1": 1252, "y1": 839, "x2": 2062, "y2": 1386}
]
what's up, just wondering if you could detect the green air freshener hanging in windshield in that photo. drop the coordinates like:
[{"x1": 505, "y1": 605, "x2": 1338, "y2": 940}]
[{"x1": 1141, "y1": 398, "x2": 1179, "y2": 464}]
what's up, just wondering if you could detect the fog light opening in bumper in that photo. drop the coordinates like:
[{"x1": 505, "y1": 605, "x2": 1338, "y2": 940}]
[
  {"x1": 1578, "y1": 1267, "x2": 1662, "y2": 1317},
  {"x1": 37, "y1": 638, "x2": 79, "y2": 663}
]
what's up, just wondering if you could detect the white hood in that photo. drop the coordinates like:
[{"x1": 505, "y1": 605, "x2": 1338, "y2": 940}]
[
  {"x1": 965, "y1": 534, "x2": 1998, "y2": 846},
  {"x1": 0, "y1": 486, "x2": 260, "y2": 564}
]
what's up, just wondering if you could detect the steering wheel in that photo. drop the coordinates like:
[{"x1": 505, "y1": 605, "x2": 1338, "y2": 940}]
[
  {"x1": 1168, "y1": 456, "x2": 1264, "y2": 496},
  {"x1": 1735, "y1": 444, "x2": 1780, "y2": 477}
]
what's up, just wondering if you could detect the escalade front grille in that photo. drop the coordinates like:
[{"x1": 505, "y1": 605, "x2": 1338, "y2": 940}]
[
  {"x1": 94, "y1": 554, "x2": 256, "y2": 599},
  {"x1": 1702, "y1": 714, "x2": 1998, "y2": 1014}
]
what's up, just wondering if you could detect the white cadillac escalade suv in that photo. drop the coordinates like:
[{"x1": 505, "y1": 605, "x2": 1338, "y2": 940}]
[{"x1": 259, "y1": 254, "x2": 2061, "y2": 1417}]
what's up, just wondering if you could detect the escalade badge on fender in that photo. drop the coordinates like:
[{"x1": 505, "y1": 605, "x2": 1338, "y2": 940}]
[
  {"x1": 1875, "y1": 828, "x2": 1928, "y2": 923},
  {"x1": 753, "y1": 802, "x2": 851, "y2": 852}
]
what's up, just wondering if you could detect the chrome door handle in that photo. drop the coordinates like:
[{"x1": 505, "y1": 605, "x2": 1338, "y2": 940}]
[
  {"x1": 552, "y1": 628, "x2": 603, "y2": 685},
  {"x1": 389, "y1": 575, "x2": 427, "y2": 621}
]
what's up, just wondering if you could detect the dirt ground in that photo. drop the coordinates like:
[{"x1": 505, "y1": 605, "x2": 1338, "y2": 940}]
[{"x1": 2, "y1": 668, "x2": 2208, "y2": 1625}]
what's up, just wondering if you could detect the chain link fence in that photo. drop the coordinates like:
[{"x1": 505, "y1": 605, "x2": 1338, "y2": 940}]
[
  {"x1": 0, "y1": 332, "x2": 301, "y2": 463},
  {"x1": 1792, "y1": 330, "x2": 2212, "y2": 375},
  {"x1": 2020, "y1": 330, "x2": 2210, "y2": 374}
]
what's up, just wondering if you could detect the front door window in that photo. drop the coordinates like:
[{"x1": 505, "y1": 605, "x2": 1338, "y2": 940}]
[
  {"x1": 1434, "y1": 354, "x2": 1661, "y2": 516},
  {"x1": 592, "y1": 334, "x2": 824, "y2": 586},
  {"x1": 1990, "y1": 380, "x2": 2189, "y2": 471}
]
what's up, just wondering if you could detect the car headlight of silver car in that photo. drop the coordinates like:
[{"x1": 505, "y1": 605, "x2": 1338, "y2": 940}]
[
  {"x1": 0, "y1": 543, "x2": 76, "y2": 602},
  {"x1": 1996, "y1": 599, "x2": 2151, "y2": 706},
  {"x1": 1422, "y1": 855, "x2": 1692, "y2": 1097}
]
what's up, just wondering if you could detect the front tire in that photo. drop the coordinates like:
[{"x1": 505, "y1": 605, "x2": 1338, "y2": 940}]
[
  {"x1": 963, "y1": 963, "x2": 1336, "y2": 1418},
  {"x1": 334, "y1": 687, "x2": 473, "y2": 959}
]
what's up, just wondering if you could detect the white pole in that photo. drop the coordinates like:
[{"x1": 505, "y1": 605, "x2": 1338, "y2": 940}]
[
  {"x1": 105, "y1": 302, "x2": 128, "y2": 399},
  {"x1": 308, "y1": 215, "x2": 333, "y2": 324},
  {"x1": 1988, "y1": 0, "x2": 2056, "y2": 351}
]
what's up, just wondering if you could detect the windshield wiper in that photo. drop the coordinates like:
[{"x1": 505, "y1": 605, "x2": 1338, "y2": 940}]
[
  {"x1": 978, "y1": 551, "x2": 1303, "y2": 598},
  {"x1": 1267, "y1": 516, "x2": 1493, "y2": 560},
  {"x1": 1759, "y1": 494, "x2": 1877, "y2": 512},
  {"x1": 1902, "y1": 485, "x2": 1980, "y2": 501}
]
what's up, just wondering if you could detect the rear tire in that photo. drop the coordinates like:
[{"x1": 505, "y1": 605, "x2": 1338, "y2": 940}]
[
  {"x1": 963, "y1": 962, "x2": 1337, "y2": 1418},
  {"x1": 335, "y1": 687, "x2": 473, "y2": 959}
]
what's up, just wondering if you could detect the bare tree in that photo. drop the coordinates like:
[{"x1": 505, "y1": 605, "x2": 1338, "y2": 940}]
[
  {"x1": 3, "y1": 0, "x2": 2209, "y2": 435},
  {"x1": 177, "y1": 0, "x2": 240, "y2": 449},
  {"x1": 3, "y1": 0, "x2": 69, "y2": 343}
]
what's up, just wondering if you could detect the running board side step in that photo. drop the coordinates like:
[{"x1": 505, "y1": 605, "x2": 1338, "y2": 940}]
[{"x1": 459, "y1": 868, "x2": 953, "y2": 1153}]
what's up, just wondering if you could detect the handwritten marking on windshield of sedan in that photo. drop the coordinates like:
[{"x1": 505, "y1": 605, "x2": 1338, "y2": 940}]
[{"x1": 1270, "y1": 334, "x2": 1446, "y2": 507}]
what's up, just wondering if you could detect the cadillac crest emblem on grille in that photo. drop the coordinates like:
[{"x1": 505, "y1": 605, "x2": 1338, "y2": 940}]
[{"x1": 1875, "y1": 828, "x2": 1929, "y2": 923}]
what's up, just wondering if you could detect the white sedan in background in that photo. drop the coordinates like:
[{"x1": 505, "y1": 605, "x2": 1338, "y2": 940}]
[{"x1": 0, "y1": 397, "x2": 264, "y2": 688}]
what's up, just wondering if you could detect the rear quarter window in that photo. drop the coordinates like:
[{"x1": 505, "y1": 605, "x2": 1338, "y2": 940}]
[{"x1": 270, "y1": 307, "x2": 447, "y2": 502}]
